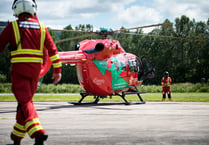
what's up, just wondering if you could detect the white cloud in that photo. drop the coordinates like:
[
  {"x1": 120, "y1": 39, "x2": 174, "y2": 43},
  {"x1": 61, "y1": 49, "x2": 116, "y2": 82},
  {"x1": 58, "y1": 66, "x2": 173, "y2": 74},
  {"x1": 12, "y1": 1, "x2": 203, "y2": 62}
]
[
  {"x1": 154, "y1": 0, "x2": 209, "y2": 22},
  {"x1": 117, "y1": 5, "x2": 162, "y2": 26},
  {"x1": 0, "y1": 0, "x2": 208, "y2": 31}
]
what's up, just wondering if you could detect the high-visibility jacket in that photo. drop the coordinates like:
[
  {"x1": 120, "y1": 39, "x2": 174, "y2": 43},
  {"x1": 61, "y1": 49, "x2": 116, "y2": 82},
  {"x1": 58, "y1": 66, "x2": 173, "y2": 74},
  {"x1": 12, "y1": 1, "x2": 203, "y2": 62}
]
[
  {"x1": 161, "y1": 76, "x2": 172, "y2": 87},
  {"x1": 0, "y1": 14, "x2": 62, "y2": 73},
  {"x1": 11, "y1": 20, "x2": 45, "y2": 63}
]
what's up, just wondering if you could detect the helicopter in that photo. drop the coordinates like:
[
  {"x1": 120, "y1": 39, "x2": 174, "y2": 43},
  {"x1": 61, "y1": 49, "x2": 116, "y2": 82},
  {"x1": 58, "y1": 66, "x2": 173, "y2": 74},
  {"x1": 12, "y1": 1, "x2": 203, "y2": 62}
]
[{"x1": 39, "y1": 23, "x2": 171, "y2": 105}]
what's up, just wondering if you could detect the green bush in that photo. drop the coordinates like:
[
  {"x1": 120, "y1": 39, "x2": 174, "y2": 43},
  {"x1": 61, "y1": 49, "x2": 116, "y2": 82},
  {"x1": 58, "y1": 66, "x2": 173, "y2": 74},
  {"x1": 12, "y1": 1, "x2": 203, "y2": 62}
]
[
  {"x1": 0, "y1": 74, "x2": 7, "y2": 83},
  {"x1": 138, "y1": 83, "x2": 209, "y2": 93},
  {"x1": 36, "y1": 84, "x2": 82, "y2": 93},
  {"x1": 0, "y1": 83, "x2": 11, "y2": 93},
  {"x1": 0, "y1": 83, "x2": 208, "y2": 93}
]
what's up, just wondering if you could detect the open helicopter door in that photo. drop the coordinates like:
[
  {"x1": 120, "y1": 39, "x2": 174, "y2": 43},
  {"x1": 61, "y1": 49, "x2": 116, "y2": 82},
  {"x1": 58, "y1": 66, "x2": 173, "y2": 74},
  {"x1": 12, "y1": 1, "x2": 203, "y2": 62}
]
[{"x1": 138, "y1": 56, "x2": 155, "y2": 81}]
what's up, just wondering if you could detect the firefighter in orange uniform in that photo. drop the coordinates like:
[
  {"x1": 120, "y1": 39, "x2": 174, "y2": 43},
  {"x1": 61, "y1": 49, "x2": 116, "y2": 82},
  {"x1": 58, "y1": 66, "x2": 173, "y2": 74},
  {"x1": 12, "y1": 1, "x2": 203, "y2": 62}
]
[
  {"x1": 0, "y1": 0, "x2": 62, "y2": 145},
  {"x1": 161, "y1": 71, "x2": 172, "y2": 101}
]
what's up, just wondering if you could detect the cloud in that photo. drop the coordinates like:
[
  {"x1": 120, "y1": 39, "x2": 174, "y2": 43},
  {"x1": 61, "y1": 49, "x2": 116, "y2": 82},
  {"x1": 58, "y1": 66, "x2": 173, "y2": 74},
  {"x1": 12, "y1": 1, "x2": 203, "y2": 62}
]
[
  {"x1": 154, "y1": 0, "x2": 209, "y2": 22},
  {"x1": 0, "y1": 0, "x2": 208, "y2": 30},
  {"x1": 117, "y1": 5, "x2": 162, "y2": 26},
  {"x1": 0, "y1": 0, "x2": 15, "y2": 21},
  {"x1": 37, "y1": 0, "x2": 135, "y2": 20}
]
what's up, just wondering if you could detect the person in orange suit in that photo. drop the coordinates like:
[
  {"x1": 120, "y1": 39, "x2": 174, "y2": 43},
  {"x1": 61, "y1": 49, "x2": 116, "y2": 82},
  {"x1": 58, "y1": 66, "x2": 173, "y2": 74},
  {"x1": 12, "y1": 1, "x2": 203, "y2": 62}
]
[
  {"x1": 161, "y1": 71, "x2": 172, "y2": 101},
  {"x1": 0, "y1": 0, "x2": 62, "y2": 144}
]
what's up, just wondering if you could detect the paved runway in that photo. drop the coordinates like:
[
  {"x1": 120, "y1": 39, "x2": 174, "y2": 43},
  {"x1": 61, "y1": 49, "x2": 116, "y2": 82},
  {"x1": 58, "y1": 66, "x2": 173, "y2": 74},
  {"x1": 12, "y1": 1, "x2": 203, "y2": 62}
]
[{"x1": 1, "y1": 101, "x2": 209, "y2": 145}]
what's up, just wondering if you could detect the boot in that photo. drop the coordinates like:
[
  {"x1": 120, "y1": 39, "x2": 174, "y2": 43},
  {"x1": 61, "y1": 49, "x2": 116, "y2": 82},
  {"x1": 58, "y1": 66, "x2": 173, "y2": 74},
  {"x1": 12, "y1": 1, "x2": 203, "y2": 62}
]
[
  {"x1": 34, "y1": 133, "x2": 48, "y2": 145},
  {"x1": 162, "y1": 94, "x2": 166, "y2": 101},
  {"x1": 11, "y1": 134, "x2": 21, "y2": 145},
  {"x1": 13, "y1": 141, "x2": 21, "y2": 145},
  {"x1": 168, "y1": 94, "x2": 172, "y2": 101}
]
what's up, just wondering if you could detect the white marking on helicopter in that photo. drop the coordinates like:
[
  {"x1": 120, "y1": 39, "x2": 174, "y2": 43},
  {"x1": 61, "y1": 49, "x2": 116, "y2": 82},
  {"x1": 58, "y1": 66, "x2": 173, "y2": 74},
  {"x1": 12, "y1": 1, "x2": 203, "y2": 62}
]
[{"x1": 93, "y1": 78, "x2": 105, "y2": 85}]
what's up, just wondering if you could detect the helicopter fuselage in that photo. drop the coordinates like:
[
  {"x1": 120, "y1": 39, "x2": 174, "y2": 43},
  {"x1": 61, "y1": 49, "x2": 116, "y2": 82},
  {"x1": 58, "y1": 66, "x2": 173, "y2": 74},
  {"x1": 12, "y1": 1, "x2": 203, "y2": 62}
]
[
  {"x1": 39, "y1": 38, "x2": 144, "y2": 96},
  {"x1": 59, "y1": 38, "x2": 142, "y2": 96}
]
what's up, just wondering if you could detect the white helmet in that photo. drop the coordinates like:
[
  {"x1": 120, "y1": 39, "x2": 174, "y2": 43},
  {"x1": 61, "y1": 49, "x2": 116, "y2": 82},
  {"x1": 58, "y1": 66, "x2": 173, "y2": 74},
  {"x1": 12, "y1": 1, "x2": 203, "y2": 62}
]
[{"x1": 12, "y1": 0, "x2": 37, "y2": 17}]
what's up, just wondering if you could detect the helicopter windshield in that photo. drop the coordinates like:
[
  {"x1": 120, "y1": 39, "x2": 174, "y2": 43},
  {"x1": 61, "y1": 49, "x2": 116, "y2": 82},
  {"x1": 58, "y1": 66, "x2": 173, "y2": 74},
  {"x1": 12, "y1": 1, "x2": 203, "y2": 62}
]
[
  {"x1": 121, "y1": 61, "x2": 127, "y2": 71},
  {"x1": 128, "y1": 59, "x2": 138, "y2": 73}
]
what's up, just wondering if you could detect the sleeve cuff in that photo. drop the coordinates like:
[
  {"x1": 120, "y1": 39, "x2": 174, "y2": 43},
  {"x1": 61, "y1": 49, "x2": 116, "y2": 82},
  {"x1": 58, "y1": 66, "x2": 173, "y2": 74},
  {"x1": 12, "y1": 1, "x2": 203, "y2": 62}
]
[{"x1": 53, "y1": 67, "x2": 62, "y2": 73}]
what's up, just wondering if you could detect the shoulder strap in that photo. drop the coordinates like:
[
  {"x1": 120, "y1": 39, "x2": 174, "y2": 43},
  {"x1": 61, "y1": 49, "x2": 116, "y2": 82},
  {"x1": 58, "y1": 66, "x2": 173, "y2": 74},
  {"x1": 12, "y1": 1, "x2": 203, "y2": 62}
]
[{"x1": 12, "y1": 21, "x2": 22, "y2": 50}]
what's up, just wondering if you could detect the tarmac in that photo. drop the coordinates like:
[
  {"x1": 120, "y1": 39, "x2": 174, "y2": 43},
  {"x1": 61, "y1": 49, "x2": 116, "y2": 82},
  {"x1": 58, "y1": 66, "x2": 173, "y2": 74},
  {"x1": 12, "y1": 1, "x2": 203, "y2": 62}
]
[{"x1": 0, "y1": 101, "x2": 209, "y2": 145}]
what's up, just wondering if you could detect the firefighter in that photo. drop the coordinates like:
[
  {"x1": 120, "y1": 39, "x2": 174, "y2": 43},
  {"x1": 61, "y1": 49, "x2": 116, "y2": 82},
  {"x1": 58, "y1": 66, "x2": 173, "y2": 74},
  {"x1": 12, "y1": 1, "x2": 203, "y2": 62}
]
[
  {"x1": 0, "y1": 0, "x2": 62, "y2": 145},
  {"x1": 161, "y1": 71, "x2": 172, "y2": 101}
]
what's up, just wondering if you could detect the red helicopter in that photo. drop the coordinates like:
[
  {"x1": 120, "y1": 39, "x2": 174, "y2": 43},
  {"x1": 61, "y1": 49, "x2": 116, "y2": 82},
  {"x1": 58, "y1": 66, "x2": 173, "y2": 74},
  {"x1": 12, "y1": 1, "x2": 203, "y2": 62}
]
[{"x1": 39, "y1": 23, "x2": 171, "y2": 105}]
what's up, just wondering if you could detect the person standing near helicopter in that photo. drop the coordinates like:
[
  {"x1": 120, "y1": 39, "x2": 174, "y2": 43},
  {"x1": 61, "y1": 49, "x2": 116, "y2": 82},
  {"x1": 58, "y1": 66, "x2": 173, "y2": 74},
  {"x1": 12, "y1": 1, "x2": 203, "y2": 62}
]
[
  {"x1": 161, "y1": 71, "x2": 172, "y2": 101},
  {"x1": 0, "y1": 0, "x2": 62, "y2": 144}
]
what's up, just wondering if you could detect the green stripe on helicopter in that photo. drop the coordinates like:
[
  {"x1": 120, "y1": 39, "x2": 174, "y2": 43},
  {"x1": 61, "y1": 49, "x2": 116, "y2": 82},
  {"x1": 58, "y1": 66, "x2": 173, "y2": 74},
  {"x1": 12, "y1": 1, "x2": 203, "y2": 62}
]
[{"x1": 93, "y1": 57, "x2": 130, "y2": 91}]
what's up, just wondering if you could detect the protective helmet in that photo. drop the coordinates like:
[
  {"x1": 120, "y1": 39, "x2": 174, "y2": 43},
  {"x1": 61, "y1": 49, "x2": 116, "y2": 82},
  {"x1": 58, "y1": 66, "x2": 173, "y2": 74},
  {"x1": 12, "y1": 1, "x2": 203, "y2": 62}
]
[
  {"x1": 12, "y1": 0, "x2": 37, "y2": 17},
  {"x1": 164, "y1": 71, "x2": 169, "y2": 76}
]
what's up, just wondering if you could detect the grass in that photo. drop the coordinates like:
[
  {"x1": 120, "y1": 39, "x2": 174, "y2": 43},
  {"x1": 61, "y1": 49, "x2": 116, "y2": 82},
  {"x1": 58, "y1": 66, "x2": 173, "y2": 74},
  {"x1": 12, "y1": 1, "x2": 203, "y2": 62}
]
[
  {"x1": 0, "y1": 83, "x2": 208, "y2": 102},
  {"x1": 0, "y1": 93, "x2": 209, "y2": 102}
]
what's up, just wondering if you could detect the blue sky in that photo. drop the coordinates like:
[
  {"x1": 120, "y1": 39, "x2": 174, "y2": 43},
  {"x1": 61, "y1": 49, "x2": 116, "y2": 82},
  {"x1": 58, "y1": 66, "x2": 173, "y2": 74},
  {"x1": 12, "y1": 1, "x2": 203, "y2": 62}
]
[{"x1": 1, "y1": 0, "x2": 209, "y2": 31}]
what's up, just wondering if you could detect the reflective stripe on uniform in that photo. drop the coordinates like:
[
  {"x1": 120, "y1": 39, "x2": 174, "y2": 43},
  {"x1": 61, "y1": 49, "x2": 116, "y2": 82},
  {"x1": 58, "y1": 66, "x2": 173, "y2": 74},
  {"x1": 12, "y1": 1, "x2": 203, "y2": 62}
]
[
  {"x1": 11, "y1": 21, "x2": 46, "y2": 63},
  {"x1": 50, "y1": 54, "x2": 60, "y2": 61},
  {"x1": 14, "y1": 123, "x2": 26, "y2": 131},
  {"x1": 25, "y1": 118, "x2": 44, "y2": 137},
  {"x1": 11, "y1": 49, "x2": 43, "y2": 56},
  {"x1": 50, "y1": 54, "x2": 62, "y2": 68},
  {"x1": 11, "y1": 57, "x2": 43, "y2": 63},
  {"x1": 53, "y1": 62, "x2": 62, "y2": 68},
  {"x1": 12, "y1": 21, "x2": 22, "y2": 50},
  {"x1": 12, "y1": 129, "x2": 26, "y2": 138},
  {"x1": 28, "y1": 125, "x2": 44, "y2": 137},
  {"x1": 40, "y1": 22, "x2": 46, "y2": 52},
  {"x1": 25, "y1": 118, "x2": 40, "y2": 129}
]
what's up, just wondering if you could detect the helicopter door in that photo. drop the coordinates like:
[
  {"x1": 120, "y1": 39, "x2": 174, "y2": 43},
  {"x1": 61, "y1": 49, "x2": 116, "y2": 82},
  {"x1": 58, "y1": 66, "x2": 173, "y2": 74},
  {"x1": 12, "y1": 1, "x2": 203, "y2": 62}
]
[
  {"x1": 140, "y1": 56, "x2": 155, "y2": 80},
  {"x1": 136, "y1": 57, "x2": 144, "y2": 81},
  {"x1": 120, "y1": 61, "x2": 128, "y2": 77},
  {"x1": 128, "y1": 58, "x2": 138, "y2": 85}
]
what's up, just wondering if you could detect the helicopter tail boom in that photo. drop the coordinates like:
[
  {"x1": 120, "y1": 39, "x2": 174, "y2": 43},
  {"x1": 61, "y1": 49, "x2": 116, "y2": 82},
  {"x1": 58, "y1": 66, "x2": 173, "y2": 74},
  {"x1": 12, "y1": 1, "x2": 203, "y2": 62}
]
[{"x1": 58, "y1": 51, "x2": 86, "y2": 64}]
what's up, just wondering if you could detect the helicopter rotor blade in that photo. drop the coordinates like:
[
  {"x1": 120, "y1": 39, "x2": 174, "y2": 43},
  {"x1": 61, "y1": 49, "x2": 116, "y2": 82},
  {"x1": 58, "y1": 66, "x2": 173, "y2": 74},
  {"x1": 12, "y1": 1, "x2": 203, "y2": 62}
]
[
  {"x1": 50, "y1": 28, "x2": 93, "y2": 33},
  {"x1": 118, "y1": 32, "x2": 206, "y2": 41},
  {"x1": 55, "y1": 33, "x2": 96, "y2": 44},
  {"x1": 113, "y1": 22, "x2": 173, "y2": 33}
]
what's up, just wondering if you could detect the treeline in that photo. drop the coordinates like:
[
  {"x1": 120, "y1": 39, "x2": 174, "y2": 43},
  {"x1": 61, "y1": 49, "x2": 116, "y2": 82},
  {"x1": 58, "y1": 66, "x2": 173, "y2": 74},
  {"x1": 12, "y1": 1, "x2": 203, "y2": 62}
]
[{"x1": 0, "y1": 15, "x2": 208, "y2": 85}]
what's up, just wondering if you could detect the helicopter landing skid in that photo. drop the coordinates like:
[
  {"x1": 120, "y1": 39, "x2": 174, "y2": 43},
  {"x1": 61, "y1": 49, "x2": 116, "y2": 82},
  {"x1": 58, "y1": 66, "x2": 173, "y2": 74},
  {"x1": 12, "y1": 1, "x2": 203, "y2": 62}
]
[
  {"x1": 115, "y1": 86, "x2": 145, "y2": 105},
  {"x1": 71, "y1": 86, "x2": 145, "y2": 105}
]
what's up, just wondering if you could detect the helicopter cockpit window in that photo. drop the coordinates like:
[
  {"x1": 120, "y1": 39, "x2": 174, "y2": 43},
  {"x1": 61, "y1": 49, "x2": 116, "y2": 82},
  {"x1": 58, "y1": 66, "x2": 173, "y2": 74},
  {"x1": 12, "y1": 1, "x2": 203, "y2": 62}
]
[
  {"x1": 114, "y1": 61, "x2": 120, "y2": 72},
  {"x1": 121, "y1": 61, "x2": 127, "y2": 71},
  {"x1": 128, "y1": 59, "x2": 138, "y2": 73}
]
